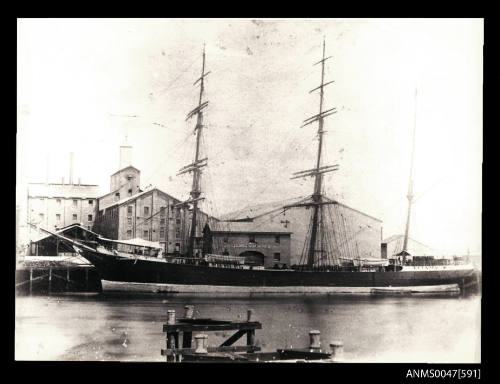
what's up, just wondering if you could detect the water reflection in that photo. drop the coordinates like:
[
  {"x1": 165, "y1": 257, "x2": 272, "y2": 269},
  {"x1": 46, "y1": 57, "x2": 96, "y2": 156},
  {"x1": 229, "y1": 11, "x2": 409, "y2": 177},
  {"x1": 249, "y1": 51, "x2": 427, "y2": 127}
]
[{"x1": 15, "y1": 292, "x2": 481, "y2": 363}]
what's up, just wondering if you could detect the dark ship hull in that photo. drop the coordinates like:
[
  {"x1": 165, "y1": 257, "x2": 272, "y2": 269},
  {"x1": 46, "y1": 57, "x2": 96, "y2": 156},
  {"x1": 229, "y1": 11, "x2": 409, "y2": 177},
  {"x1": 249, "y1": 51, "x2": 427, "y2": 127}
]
[{"x1": 79, "y1": 249, "x2": 474, "y2": 294}]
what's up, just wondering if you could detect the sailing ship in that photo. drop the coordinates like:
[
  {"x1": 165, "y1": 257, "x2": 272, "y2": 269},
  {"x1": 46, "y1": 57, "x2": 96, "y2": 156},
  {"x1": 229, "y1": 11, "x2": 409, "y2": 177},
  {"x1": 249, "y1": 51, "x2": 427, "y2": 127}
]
[{"x1": 39, "y1": 41, "x2": 474, "y2": 294}]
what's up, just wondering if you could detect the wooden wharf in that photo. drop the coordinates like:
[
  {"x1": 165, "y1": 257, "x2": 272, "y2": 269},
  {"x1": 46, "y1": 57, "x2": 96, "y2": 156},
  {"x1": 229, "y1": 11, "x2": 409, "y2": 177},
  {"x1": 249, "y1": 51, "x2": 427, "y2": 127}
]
[{"x1": 161, "y1": 306, "x2": 343, "y2": 363}]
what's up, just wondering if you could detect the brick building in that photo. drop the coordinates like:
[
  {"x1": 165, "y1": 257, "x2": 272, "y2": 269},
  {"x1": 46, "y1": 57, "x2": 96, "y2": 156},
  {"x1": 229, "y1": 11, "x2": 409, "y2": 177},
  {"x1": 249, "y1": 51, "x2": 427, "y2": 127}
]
[
  {"x1": 93, "y1": 186, "x2": 189, "y2": 254},
  {"x1": 209, "y1": 221, "x2": 291, "y2": 268}
]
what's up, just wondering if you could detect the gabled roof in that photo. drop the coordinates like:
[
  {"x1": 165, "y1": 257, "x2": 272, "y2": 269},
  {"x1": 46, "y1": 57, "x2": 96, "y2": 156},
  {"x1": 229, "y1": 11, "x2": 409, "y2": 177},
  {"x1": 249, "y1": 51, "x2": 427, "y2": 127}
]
[
  {"x1": 219, "y1": 196, "x2": 382, "y2": 223},
  {"x1": 31, "y1": 223, "x2": 101, "y2": 243},
  {"x1": 98, "y1": 187, "x2": 183, "y2": 211},
  {"x1": 110, "y1": 165, "x2": 141, "y2": 177}
]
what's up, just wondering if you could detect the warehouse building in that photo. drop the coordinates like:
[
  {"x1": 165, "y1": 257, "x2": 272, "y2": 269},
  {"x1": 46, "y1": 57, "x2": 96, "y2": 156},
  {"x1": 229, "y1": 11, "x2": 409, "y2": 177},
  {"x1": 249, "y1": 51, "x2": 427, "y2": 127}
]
[
  {"x1": 26, "y1": 153, "x2": 101, "y2": 255},
  {"x1": 207, "y1": 221, "x2": 292, "y2": 268},
  {"x1": 220, "y1": 197, "x2": 383, "y2": 266}
]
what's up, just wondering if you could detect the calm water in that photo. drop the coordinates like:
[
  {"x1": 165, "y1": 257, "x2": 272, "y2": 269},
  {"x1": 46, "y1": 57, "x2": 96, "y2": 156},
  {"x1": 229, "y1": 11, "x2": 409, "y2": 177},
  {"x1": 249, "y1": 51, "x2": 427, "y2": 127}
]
[{"x1": 15, "y1": 293, "x2": 481, "y2": 363}]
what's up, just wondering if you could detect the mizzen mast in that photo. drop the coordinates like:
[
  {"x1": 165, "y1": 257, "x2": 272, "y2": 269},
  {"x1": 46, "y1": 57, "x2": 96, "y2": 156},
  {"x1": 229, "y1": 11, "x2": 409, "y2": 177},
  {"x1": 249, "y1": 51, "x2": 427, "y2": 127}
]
[
  {"x1": 286, "y1": 38, "x2": 339, "y2": 269},
  {"x1": 401, "y1": 88, "x2": 417, "y2": 258},
  {"x1": 177, "y1": 45, "x2": 210, "y2": 258}
]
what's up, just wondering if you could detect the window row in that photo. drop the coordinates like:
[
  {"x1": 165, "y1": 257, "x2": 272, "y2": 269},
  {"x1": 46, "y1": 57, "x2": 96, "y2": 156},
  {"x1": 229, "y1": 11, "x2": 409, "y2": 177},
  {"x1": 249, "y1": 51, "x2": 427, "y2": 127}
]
[
  {"x1": 127, "y1": 205, "x2": 182, "y2": 217},
  {"x1": 38, "y1": 213, "x2": 93, "y2": 222},
  {"x1": 37, "y1": 198, "x2": 95, "y2": 206}
]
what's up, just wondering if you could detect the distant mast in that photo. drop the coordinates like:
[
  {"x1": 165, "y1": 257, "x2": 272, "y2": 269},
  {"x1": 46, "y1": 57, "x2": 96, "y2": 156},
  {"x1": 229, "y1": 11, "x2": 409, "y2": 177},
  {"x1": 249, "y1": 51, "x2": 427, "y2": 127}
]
[
  {"x1": 177, "y1": 45, "x2": 209, "y2": 258},
  {"x1": 287, "y1": 38, "x2": 339, "y2": 269},
  {"x1": 401, "y1": 88, "x2": 417, "y2": 258}
]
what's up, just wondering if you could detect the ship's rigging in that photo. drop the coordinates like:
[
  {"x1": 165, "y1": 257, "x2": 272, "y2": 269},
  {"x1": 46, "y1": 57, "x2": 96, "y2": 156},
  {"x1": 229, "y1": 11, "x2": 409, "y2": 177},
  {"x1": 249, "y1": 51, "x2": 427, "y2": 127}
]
[{"x1": 285, "y1": 38, "x2": 343, "y2": 270}]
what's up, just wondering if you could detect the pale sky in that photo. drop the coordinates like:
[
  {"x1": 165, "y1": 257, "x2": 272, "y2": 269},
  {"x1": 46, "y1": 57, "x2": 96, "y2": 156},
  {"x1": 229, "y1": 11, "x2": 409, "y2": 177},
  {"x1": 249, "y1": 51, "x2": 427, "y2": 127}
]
[{"x1": 17, "y1": 18, "x2": 483, "y2": 255}]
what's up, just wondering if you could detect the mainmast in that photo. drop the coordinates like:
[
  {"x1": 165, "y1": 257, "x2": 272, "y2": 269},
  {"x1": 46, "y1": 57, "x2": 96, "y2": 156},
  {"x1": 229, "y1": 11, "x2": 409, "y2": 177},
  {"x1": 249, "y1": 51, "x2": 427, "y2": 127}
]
[
  {"x1": 177, "y1": 45, "x2": 209, "y2": 258},
  {"x1": 401, "y1": 88, "x2": 417, "y2": 257},
  {"x1": 287, "y1": 38, "x2": 338, "y2": 269}
]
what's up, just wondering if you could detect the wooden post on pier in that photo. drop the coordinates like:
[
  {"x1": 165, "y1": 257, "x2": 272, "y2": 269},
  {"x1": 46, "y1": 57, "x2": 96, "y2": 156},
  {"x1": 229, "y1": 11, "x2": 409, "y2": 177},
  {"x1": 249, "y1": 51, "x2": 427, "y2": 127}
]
[
  {"x1": 246, "y1": 309, "x2": 255, "y2": 348},
  {"x1": 29, "y1": 268, "x2": 33, "y2": 294},
  {"x1": 85, "y1": 267, "x2": 89, "y2": 291},
  {"x1": 66, "y1": 266, "x2": 70, "y2": 291},
  {"x1": 48, "y1": 267, "x2": 52, "y2": 293},
  {"x1": 182, "y1": 306, "x2": 194, "y2": 348},
  {"x1": 166, "y1": 310, "x2": 179, "y2": 361}
]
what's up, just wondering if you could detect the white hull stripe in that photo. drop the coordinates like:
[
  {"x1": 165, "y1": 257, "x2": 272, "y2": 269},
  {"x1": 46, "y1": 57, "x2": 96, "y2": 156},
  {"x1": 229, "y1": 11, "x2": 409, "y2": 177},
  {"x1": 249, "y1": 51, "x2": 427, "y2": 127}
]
[{"x1": 101, "y1": 280, "x2": 460, "y2": 295}]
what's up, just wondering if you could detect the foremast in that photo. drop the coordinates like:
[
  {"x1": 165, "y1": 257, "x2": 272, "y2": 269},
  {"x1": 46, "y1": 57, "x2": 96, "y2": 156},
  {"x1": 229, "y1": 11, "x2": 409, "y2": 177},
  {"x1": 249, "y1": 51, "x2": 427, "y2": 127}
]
[
  {"x1": 177, "y1": 45, "x2": 210, "y2": 258},
  {"x1": 286, "y1": 38, "x2": 339, "y2": 269}
]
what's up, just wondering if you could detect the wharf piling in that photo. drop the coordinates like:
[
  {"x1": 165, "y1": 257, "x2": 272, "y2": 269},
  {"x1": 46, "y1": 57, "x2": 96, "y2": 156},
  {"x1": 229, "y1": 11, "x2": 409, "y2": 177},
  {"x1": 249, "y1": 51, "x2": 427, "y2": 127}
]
[
  {"x1": 16, "y1": 265, "x2": 101, "y2": 294},
  {"x1": 161, "y1": 305, "x2": 343, "y2": 363}
]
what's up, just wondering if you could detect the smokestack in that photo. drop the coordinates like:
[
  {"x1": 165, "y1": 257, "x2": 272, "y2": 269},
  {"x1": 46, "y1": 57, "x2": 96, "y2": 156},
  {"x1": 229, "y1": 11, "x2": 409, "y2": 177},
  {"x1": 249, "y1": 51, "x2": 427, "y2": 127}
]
[
  {"x1": 45, "y1": 154, "x2": 49, "y2": 185},
  {"x1": 78, "y1": 177, "x2": 81, "y2": 186},
  {"x1": 69, "y1": 152, "x2": 74, "y2": 185},
  {"x1": 119, "y1": 145, "x2": 132, "y2": 170}
]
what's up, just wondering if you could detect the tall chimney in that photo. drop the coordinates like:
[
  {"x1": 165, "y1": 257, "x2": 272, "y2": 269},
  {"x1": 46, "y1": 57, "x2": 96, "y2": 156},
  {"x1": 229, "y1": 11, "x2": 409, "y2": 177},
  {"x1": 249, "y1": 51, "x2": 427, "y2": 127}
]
[
  {"x1": 45, "y1": 154, "x2": 49, "y2": 185},
  {"x1": 69, "y1": 152, "x2": 74, "y2": 185},
  {"x1": 78, "y1": 177, "x2": 81, "y2": 186},
  {"x1": 119, "y1": 145, "x2": 132, "y2": 170}
]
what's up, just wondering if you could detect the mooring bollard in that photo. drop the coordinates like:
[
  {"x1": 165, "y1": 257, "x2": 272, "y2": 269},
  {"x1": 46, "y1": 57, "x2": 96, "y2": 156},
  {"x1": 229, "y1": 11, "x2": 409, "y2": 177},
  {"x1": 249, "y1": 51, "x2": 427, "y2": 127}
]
[
  {"x1": 167, "y1": 310, "x2": 176, "y2": 325},
  {"x1": 182, "y1": 305, "x2": 194, "y2": 348},
  {"x1": 184, "y1": 305, "x2": 194, "y2": 319},
  {"x1": 309, "y1": 330, "x2": 321, "y2": 351},
  {"x1": 247, "y1": 309, "x2": 253, "y2": 322},
  {"x1": 194, "y1": 334, "x2": 208, "y2": 354},
  {"x1": 330, "y1": 340, "x2": 343, "y2": 361}
]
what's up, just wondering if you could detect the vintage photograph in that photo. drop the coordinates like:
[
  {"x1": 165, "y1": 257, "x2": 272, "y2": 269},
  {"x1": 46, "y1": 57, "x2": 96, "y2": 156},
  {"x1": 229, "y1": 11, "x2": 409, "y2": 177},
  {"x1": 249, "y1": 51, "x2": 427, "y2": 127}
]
[{"x1": 16, "y1": 18, "x2": 482, "y2": 363}]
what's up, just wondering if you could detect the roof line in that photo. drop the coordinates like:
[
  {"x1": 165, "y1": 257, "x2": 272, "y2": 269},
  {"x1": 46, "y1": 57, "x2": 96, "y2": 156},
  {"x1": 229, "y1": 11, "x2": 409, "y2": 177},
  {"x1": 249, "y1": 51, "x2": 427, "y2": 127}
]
[
  {"x1": 211, "y1": 230, "x2": 292, "y2": 234},
  {"x1": 28, "y1": 182, "x2": 100, "y2": 186},
  {"x1": 110, "y1": 165, "x2": 141, "y2": 177}
]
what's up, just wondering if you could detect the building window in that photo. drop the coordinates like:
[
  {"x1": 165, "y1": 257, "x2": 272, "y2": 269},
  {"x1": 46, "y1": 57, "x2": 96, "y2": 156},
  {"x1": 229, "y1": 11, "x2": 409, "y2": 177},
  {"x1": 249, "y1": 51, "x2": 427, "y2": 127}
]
[
  {"x1": 115, "y1": 192, "x2": 120, "y2": 198},
  {"x1": 127, "y1": 217, "x2": 132, "y2": 226},
  {"x1": 275, "y1": 235, "x2": 280, "y2": 244},
  {"x1": 273, "y1": 253, "x2": 281, "y2": 262},
  {"x1": 144, "y1": 207, "x2": 150, "y2": 216},
  {"x1": 160, "y1": 207, "x2": 166, "y2": 217},
  {"x1": 160, "y1": 218, "x2": 165, "y2": 225},
  {"x1": 143, "y1": 230, "x2": 149, "y2": 238},
  {"x1": 56, "y1": 199, "x2": 62, "y2": 205},
  {"x1": 127, "y1": 205, "x2": 133, "y2": 216},
  {"x1": 128, "y1": 189, "x2": 133, "y2": 196},
  {"x1": 88, "y1": 200, "x2": 93, "y2": 205},
  {"x1": 56, "y1": 214, "x2": 61, "y2": 221},
  {"x1": 73, "y1": 199, "x2": 78, "y2": 207},
  {"x1": 223, "y1": 236, "x2": 228, "y2": 243},
  {"x1": 39, "y1": 213, "x2": 44, "y2": 221},
  {"x1": 127, "y1": 230, "x2": 132, "y2": 238},
  {"x1": 87, "y1": 226, "x2": 91, "y2": 230},
  {"x1": 72, "y1": 214, "x2": 77, "y2": 221},
  {"x1": 249, "y1": 234, "x2": 255, "y2": 243},
  {"x1": 88, "y1": 214, "x2": 93, "y2": 222},
  {"x1": 175, "y1": 230, "x2": 180, "y2": 239},
  {"x1": 159, "y1": 228, "x2": 165, "y2": 238}
]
